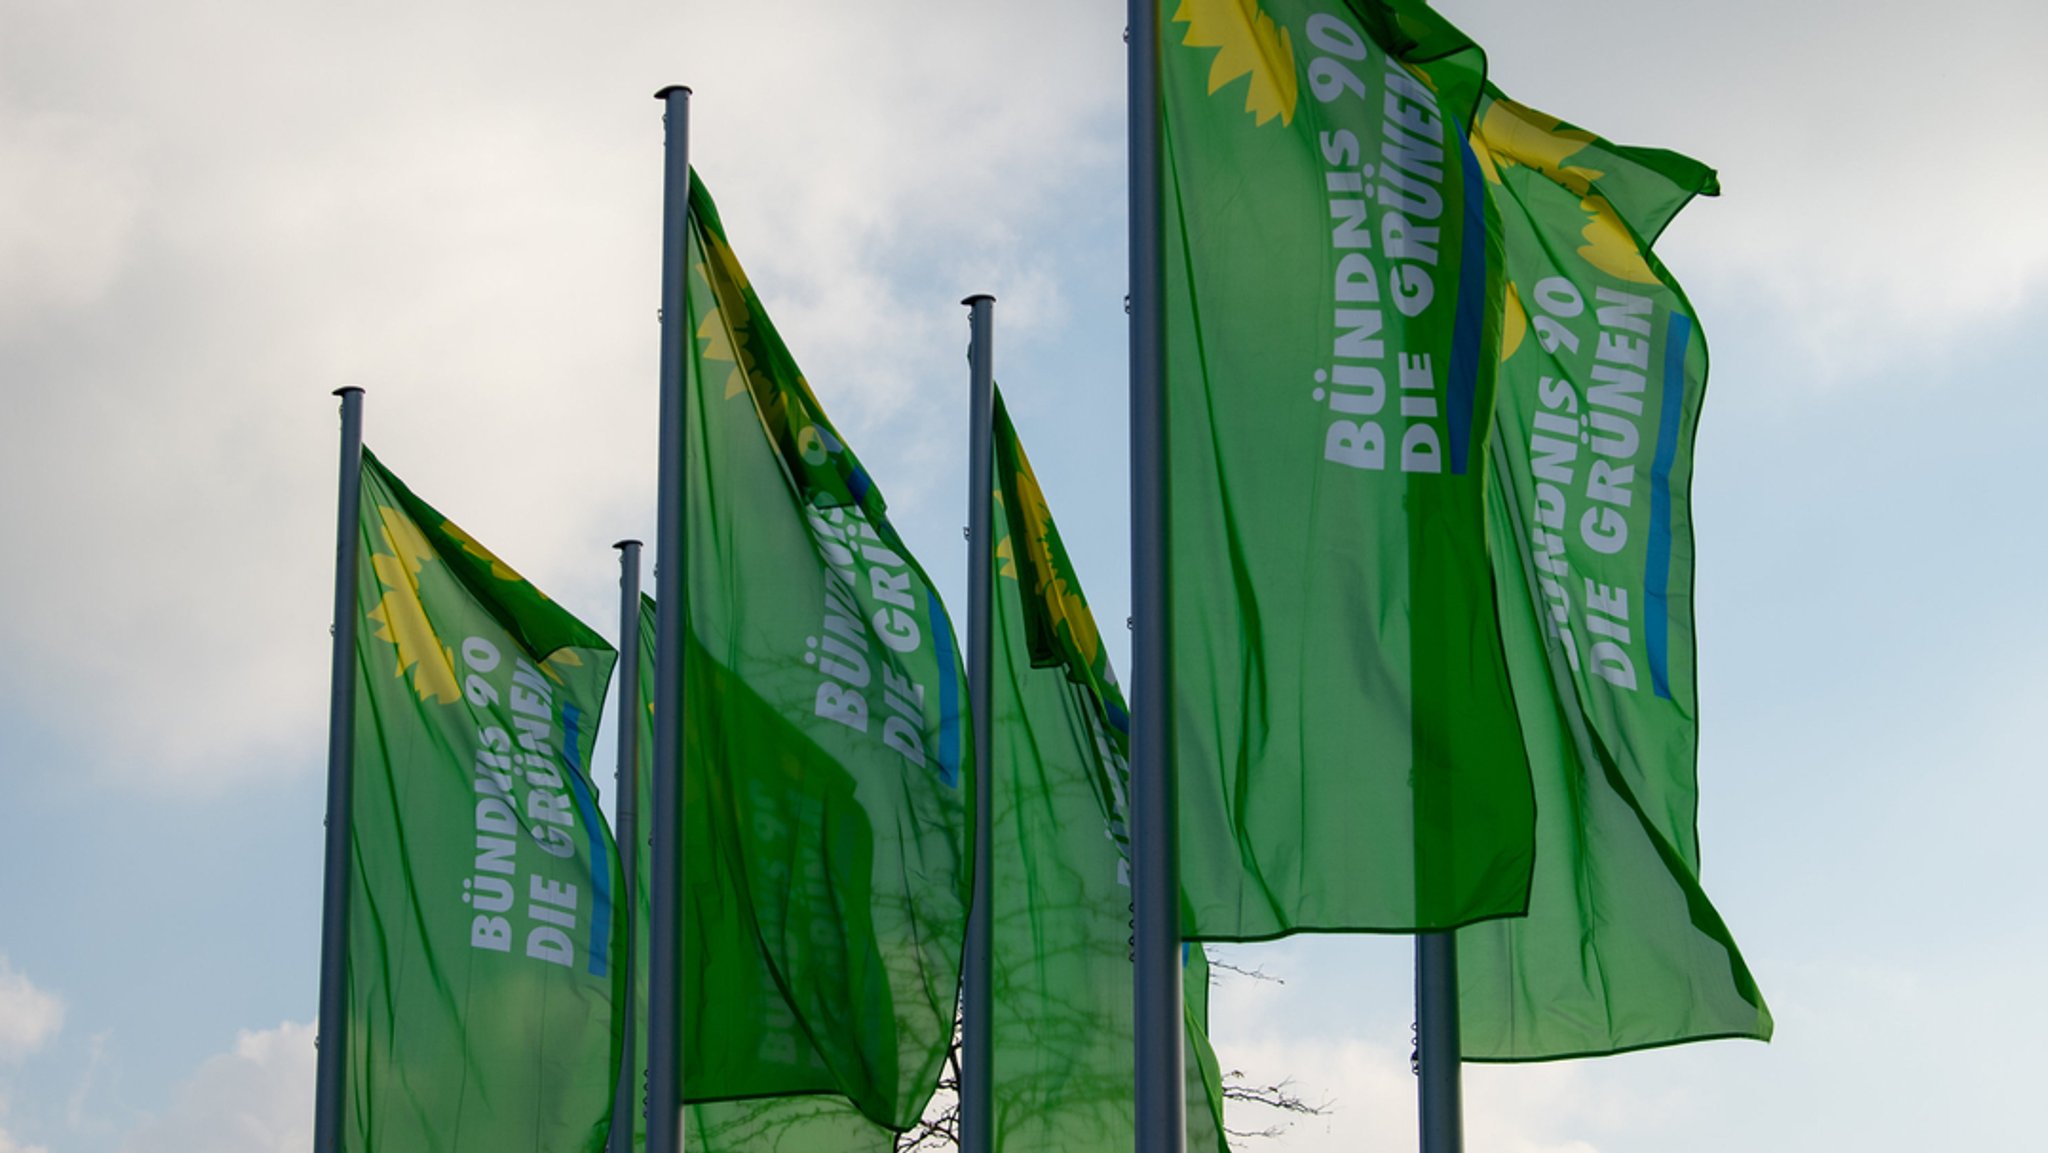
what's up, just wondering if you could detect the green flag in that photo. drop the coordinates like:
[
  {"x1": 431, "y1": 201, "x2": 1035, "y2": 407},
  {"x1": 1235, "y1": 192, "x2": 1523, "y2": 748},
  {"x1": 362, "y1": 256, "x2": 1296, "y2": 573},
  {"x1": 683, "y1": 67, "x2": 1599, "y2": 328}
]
[
  {"x1": 628, "y1": 596, "x2": 654, "y2": 1153},
  {"x1": 679, "y1": 174, "x2": 971, "y2": 1130},
  {"x1": 627, "y1": 596, "x2": 894, "y2": 1152},
  {"x1": 684, "y1": 1097, "x2": 898, "y2": 1153},
  {"x1": 1161, "y1": 0, "x2": 1534, "y2": 937},
  {"x1": 1453, "y1": 86, "x2": 1771, "y2": 1058},
  {"x1": 345, "y1": 450, "x2": 622, "y2": 1153},
  {"x1": 988, "y1": 393, "x2": 1229, "y2": 1151}
]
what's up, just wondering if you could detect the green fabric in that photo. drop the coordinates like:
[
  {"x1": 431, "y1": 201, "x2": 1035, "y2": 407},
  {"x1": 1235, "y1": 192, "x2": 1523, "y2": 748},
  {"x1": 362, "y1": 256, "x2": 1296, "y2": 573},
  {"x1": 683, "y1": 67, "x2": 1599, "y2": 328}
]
[
  {"x1": 622, "y1": 593, "x2": 655, "y2": 1153},
  {"x1": 627, "y1": 598, "x2": 893, "y2": 1152},
  {"x1": 684, "y1": 1098, "x2": 896, "y2": 1153},
  {"x1": 1161, "y1": 0, "x2": 1535, "y2": 937},
  {"x1": 628, "y1": 596, "x2": 654, "y2": 1151},
  {"x1": 987, "y1": 394, "x2": 1228, "y2": 1151},
  {"x1": 1181, "y1": 946, "x2": 1228, "y2": 1153},
  {"x1": 1452, "y1": 85, "x2": 1771, "y2": 1058},
  {"x1": 677, "y1": 174, "x2": 971, "y2": 1131},
  {"x1": 344, "y1": 450, "x2": 622, "y2": 1153}
]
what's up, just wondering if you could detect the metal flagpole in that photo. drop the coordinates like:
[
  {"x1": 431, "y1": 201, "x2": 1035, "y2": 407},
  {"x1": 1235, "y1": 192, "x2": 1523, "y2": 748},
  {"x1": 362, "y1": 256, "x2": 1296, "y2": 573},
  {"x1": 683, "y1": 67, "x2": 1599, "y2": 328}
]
[
  {"x1": 609, "y1": 540, "x2": 645, "y2": 1153},
  {"x1": 1417, "y1": 934, "x2": 1465, "y2": 1153},
  {"x1": 1128, "y1": 0, "x2": 1185, "y2": 1149},
  {"x1": 312, "y1": 385, "x2": 365, "y2": 1153},
  {"x1": 959, "y1": 294, "x2": 997, "y2": 1153},
  {"x1": 649, "y1": 84, "x2": 692, "y2": 1153}
]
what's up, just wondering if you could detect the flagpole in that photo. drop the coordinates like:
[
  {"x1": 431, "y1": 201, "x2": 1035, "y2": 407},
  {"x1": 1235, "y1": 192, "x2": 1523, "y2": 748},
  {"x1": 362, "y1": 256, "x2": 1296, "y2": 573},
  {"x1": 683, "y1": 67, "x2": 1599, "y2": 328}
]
[
  {"x1": 959, "y1": 293, "x2": 997, "y2": 1153},
  {"x1": 312, "y1": 385, "x2": 365, "y2": 1153},
  {"x1": 1417, "y1": 934, "x2": 1464, "y2": 1153},
  {"x1": 1128, "y1": 0, "x2": 1185, "y2": 1149},
  {"x1": 610, "y1": 539, "x2": 645, "y2": 1153},
  {"x1": 649, "y1": 83, "x2": 692, "y2": 1153}
]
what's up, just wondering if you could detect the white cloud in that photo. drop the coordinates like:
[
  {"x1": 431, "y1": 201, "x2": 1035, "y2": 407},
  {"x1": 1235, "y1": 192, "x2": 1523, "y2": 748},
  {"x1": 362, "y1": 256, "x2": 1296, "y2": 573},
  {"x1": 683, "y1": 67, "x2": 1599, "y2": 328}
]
[
  {"x1": 1451, "y1": 0, "x2": 2048, "y2": 379},
  {"x1": 0, "y1": 0, "x2": 1126, "y2": 790},
  {"x1": 1217, "y1": 1034, "x2": 1614, "y2": 1153},
  {"x1": 1210, "y1": 942, "x2": 1616, "y2": 1153},
  {"x1": 1206, "y1": 939, "x2": 1691, "y2": 1153},
  {"x1": 0, "y1": 0, "x2": 2034, "y2": 805},
  {"x1": 0, "y1": 959, "x2": 63, "y2": 1064},
  {"x1": 120, "y1": 1020, "x2": 313, "y2": 1153},
  {"x1": 0, "y1": 108, "x2": 140, "y2": 337}
]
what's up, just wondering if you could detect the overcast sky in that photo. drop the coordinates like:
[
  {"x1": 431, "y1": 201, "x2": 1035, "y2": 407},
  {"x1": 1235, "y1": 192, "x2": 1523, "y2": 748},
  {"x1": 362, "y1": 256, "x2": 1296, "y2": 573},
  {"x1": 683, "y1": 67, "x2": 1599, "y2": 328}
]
[{"x1": 2, "y1": 1, "x2": 2044, "y2": 1150}]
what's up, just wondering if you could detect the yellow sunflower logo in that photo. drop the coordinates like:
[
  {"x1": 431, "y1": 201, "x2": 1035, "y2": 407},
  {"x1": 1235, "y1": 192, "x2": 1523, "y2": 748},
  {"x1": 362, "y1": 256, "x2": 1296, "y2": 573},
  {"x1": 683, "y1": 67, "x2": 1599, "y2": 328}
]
[
  {"x1": 1010, "y1": 457, "x2": 1102, "y2": 672},
  {"x1": 694, "y1": 228, "x2": 759, "y2": 403},
  {"x1": 364, "y1": 507, "x2": 461, "y2": 705},
  {"x1": 1474, "y1": 96, "x2": 1661, "y2": 286},
  {"x1": 1174, "y1": 0, "x2": 1299, "y2": 127}
]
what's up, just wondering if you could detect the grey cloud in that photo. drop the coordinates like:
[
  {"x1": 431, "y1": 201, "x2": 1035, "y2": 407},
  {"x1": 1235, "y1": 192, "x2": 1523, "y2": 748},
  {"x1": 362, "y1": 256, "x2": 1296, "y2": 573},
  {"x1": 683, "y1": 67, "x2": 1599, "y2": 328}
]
[
  {"x1": 1454, "y1": 0, "x2": 2048, "y2": 373},
  {"x1": 0, "y1": 0, "x2": 1127, "y2": 789}
]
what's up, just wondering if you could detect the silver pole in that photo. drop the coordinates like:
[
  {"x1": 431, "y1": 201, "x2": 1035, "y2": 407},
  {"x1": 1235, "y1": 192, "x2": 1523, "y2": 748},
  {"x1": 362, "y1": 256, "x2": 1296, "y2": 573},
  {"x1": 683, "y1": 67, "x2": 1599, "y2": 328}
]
[
  {"x1": 609, "y1": 540, "x2": 645, "y2": 1153},
  {"x1": 1127, "y1": 0, "x2": 1184, "y2": 1149},
  {"x1": 649, "y1": 83, "x2": 692, "y2": 1153},
  {"x1": 959, "y1": 294, "x2": 997, "y2": 1153},
  {"x1": 1417, "y1": 934, "x2": 1464, "y2": 1153},
  {"x1": 312, "y1": 386, "x2": 365, "y2": 1153}
]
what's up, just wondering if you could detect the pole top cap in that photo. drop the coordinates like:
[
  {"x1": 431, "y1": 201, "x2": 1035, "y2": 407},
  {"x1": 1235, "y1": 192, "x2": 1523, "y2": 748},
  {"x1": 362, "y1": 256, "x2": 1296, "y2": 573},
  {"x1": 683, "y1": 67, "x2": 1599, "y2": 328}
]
[
  {"x1": 960, "y1": 293, "x2": 996, "y2": 307},
  {"x1": 613, "y1": 538, "x2": 644, "y2": 552},
  {"x1": 654, "y1": 85, "x2": 693, "y2": 100},
  {"x1": 333, "y1": 385, "x2": 364, "y2": 398}
]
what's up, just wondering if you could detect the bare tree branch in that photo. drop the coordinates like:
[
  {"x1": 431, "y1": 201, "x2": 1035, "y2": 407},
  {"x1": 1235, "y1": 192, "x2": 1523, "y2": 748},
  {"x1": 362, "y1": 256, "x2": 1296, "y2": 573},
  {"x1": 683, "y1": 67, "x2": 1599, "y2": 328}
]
[
  {"x1": 894, "y1": 960, "x2": 1331, "y2": 1149},
  {"x1": 1221, "y1": 1073, "x2": 1326, "y2": 1116},
  {"x1": 895, "y1": 1016, "x2": 963, "y2": 1153},
  {"x1": 1207, "y1": 958, "x2": 1284, "y2": 985}
]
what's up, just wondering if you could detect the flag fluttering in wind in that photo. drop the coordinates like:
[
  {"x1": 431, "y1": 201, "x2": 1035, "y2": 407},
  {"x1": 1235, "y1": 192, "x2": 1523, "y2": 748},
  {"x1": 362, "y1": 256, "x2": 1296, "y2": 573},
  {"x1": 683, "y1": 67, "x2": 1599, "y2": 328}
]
[
  {"x1": 676, "y1": 174, "x2": 972, "y2": 1131},
  {"x1": 342, "y1": 450, "x2": 623, "y2": 1153},
  {"x1": 1160, "y1": 0, "x2": 1535, "y2": 938},
  {"x1": 1454, "y1": 83, "x2": 1772, "y2": 1059},
  {"x1": 627, "y1": 594, "x2": 895, "y2": 1152},
  {"x1": 987, "y1": 392, "x2": 1229, "y2": 1151}
]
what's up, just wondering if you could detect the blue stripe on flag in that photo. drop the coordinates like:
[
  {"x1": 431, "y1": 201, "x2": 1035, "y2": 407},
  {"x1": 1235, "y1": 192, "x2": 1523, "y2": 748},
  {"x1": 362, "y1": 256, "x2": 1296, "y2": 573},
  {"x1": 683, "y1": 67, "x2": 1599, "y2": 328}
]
[
  {"x1": 1446, "y1": 123, "x2": 1487, "y2": 476},
  {"x1": 562, "y1": 701, "x2": 614, "y2": 977},
  {"x1": 1643, "y1": 313, "x2": 1692, "y2": 701},
  {"x1": 926, "y1": 597, "x2": 963, "y2": 789}
]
